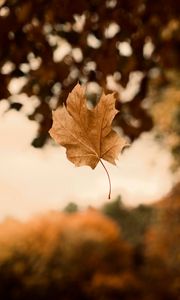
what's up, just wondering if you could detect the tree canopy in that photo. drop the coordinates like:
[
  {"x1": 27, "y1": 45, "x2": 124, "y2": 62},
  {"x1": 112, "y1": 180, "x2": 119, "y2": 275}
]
[{"x1": 0, "y1": 0, "x2": 180, "y2": 147}]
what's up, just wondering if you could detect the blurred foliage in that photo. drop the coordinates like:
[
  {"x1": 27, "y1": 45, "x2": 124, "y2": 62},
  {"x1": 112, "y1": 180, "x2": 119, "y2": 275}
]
[
  {"x1": 145, "y1": 184, "x2": 180, "y2": 271},
  {"x1": 102, "y1": 196, "x2": 155, "y2": 245},
  {"x1": 149, "y1": 71, "x2": 180, "y2": 168},
  {"x1": 63, "y1": 201, "x2": 79, "y2": 213},
  {"x1": 0, "y1": 210, "x2": 138, "y2": 300},
  {"x1": 0, "y1": 184, "x2": 179, "y2": 299},
  {"x1": 0, "y1": 0, "x2": 180, "y2": 151}
]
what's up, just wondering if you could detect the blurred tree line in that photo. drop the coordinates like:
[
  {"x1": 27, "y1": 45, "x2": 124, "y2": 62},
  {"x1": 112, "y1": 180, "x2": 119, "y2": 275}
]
[
  {"x1": 0, "y1": 0, "x2": 179, "y2": 162},
  {"x1": 64, "y1": 197, "x2": 155, "y2": 246},
  {"x1": 0, "y1": 183, "x2": 179, "y2": 300}
]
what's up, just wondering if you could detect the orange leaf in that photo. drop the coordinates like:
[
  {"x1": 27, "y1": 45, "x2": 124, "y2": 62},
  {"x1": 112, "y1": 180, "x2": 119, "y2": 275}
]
[{"x1": 49, "y1": 83, "x2": 127, "y2": 198}]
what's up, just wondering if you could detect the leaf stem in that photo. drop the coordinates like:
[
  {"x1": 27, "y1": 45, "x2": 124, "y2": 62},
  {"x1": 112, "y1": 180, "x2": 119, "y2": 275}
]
[{"x1": 99, "y1": 159, "x2": 111, "y2": 199}]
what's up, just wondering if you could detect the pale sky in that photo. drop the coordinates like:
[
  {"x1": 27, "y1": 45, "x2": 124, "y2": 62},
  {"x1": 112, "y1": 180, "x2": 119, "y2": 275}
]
[{"x1": 0, "y1": 105, "x2": 176, "y2": 221}]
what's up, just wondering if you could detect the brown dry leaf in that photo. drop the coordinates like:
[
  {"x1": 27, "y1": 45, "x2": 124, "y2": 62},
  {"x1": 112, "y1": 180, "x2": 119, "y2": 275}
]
[{"x1": 49, "y1": 83, "x2": 126, "y2": 198}]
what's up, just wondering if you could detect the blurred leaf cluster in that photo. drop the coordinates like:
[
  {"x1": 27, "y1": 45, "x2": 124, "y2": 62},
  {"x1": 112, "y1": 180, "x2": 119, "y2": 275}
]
[
  {"x1": 0, "y1": 184, "x2": 179, "y2": 300},
  {"x1": 149, "y1": 71, "x2": 180, "y2": 168},
  {"x1": 102, "y1": 196, "x2": 155, "y2": 245},
  {"x1": 0, "y1": 0, "x2": 180, "y2": 153}
]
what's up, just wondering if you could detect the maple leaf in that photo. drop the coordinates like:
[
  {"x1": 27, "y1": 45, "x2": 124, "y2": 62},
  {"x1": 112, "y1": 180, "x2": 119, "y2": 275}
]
[{"x1": 49, "y1": 83, "x2": 127, "y2": 198}]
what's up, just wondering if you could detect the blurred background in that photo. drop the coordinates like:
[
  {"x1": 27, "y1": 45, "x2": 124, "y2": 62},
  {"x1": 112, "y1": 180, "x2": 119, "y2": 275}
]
[{"x1": 0, "y1": 0, "x2": 179, "y2": 299}]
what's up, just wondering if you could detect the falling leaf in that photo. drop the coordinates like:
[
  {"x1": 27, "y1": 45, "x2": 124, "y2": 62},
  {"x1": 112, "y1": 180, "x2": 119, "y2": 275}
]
[{"x1": 49, "y1": 83, "x2": 127, "y2": 198}]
